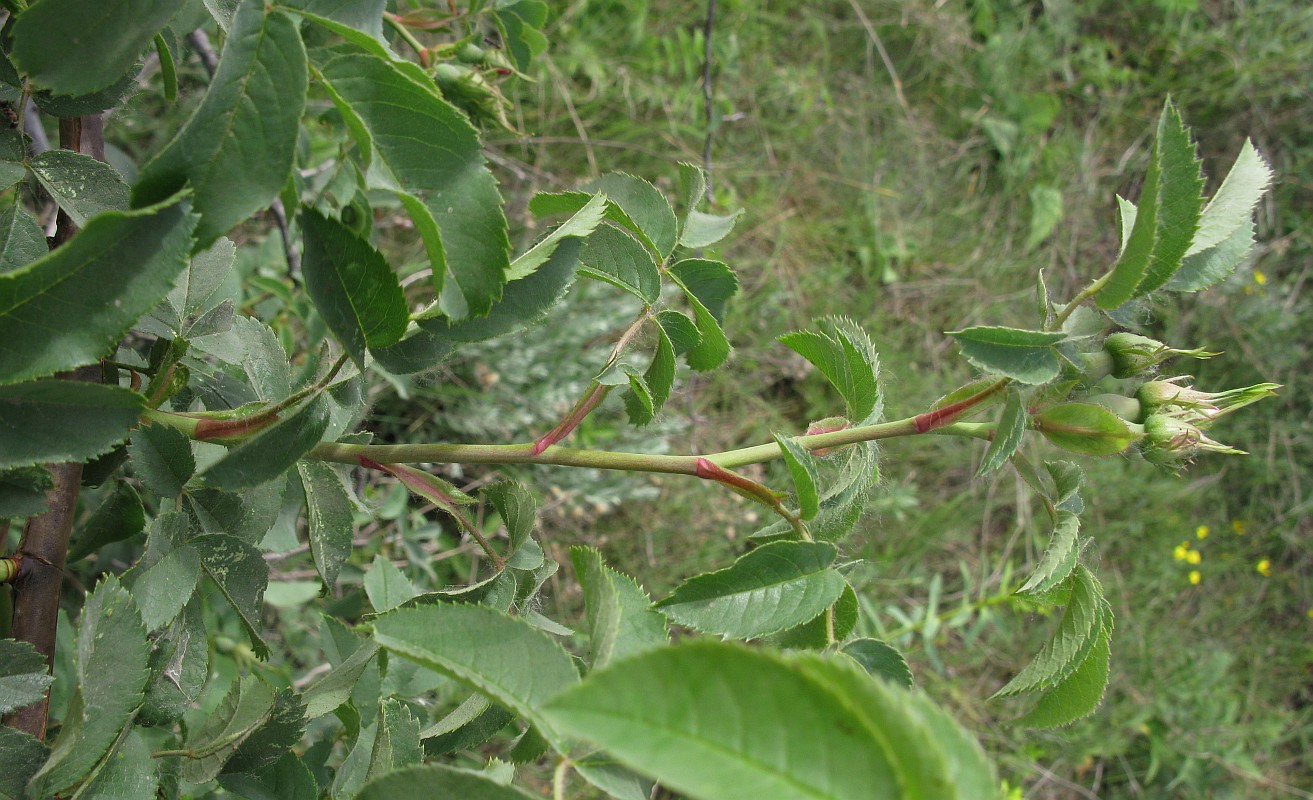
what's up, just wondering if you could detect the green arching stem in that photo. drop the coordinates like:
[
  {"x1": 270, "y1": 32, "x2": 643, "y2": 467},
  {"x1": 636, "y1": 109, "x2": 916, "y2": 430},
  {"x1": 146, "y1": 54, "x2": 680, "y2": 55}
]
[
  {"x1": 306, "y1": 419, "x2": 995, "y2": 474},
  {"x1": 383, "y1": 13, "x2": 429, "y2": 66}
]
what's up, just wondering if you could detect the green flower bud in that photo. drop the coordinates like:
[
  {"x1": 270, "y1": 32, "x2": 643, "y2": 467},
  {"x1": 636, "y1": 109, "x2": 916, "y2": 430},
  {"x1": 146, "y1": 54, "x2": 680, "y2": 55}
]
[
  {"x1": 1140, "y1": 413, "x2": 1245, "y2": 468},
  {"x1": 1102, "y1": 332, "x2": 1217, "y2": 379},
  {"x1": 1137, "y1": 377, "x2": 1281, "y2": 420}
]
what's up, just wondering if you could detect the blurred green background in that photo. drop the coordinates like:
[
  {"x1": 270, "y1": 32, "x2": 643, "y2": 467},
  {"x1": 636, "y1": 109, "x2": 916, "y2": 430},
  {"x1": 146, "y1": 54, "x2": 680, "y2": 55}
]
[{"x1": 376, "y1": 1, "x2": 1310, "y2": 796}]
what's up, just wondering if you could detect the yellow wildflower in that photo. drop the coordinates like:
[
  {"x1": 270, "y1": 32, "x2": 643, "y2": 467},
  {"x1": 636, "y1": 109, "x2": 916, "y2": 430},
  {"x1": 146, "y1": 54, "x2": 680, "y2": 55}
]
[
  {"x1": 1232, "y1": 519, "x2": 1248, "y2": 535},
  {"x1": 1256, "y1": 559, "x2": 1271, "y2": 577},
  {"x1": 1195, "y1": 525, "x2": 1209, "y2": 539},
  {"x1": 1173, "y1": 542, "x2": 1191, "y2": 561},
  {"x1": 1188, "y1": 570, "x2": 1202, "y2": 585},
  {"x1": 1186, "y1": 550, "x2": 1202, "y2": 565},
  {"x1": 1254, "y1": 270, "x2": 1267, "y2": 286}
]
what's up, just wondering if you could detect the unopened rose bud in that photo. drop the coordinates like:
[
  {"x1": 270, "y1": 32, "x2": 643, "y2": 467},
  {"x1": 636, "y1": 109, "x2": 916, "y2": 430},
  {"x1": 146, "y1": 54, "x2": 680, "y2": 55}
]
[
  {"x1": 1086, "y1": 393, "x2": 1144, "y2": 423},
  {"x1": 1140, "y1": 413, "x2": 1245, "y2": 468},
  {"x1": 1103, "y1": 333, "x2": 1217, "y2": 379},
  {"x1": 1137, "y1": 378, "x2": 1280, "y2": 420}
]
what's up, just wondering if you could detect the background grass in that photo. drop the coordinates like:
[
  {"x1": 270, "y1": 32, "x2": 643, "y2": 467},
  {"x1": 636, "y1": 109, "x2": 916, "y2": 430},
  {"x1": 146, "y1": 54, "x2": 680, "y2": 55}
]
[{"x1": 380, "y1": 1, "x2": 1312, "y2": 796}]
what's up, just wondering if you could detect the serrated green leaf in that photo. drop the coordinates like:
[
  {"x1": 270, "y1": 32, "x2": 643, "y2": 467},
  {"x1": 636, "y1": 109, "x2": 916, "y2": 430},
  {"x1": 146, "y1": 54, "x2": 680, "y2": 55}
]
[
  {"x1": 194, "y1": 533, "x2": 270, "y2": 658},
  {"x1": 671, "y1": 259, "x2": 737, "y2": 322},
  {"x1": 28, "y1": 149, "x2": 129, "y2": 228},
  {"x1": 578, "y1": 224, "x2": 661, "y2": 304},
  {"x1": 572, "y1": 547, "x2": 668, "y2": 669},
  {"x1": 0, "y1": 378, "x2": 146, "y2": 471},
  {"x1": 77, "y1": 726, "x2": 159, "y2": 800},
  {"x1": 1036, "y1": 402, "x2": 1139, "y2": 456},
  {"x1": 1025, "y1": 185, "x2": 1063, "y2": 251},
  {"x1": 1098, "y1": 101, "x2": 1204, "y2": 306},
  {"x1": 300, "y1": 208, "x2": 408, "y2": 367},
  {"x1": 639, "y1": 324, "x2": 677, "y2": 418},
  {"x1": 129, "y1": 421, "x2": 195, "y2": 497},
  {"x1": 544, "y1": 642, "x2": 997, "y2": 800},
  {"x1": 144, "y1": 237, "x2": 237, "y2": 336},
  {"x1": 774, "y1": 434, "x2": 820, "y2": 520},
  {"x1": 1166, "y1": 218, "x2": 1255, "y2": 292},
  {"x1": 655, "y1": 541, "x2": 845, "y2": 639},
  {"x1": 1017, "y1": 511, "x2": 1081, "y2": 596},
  {"x1": 0, "y1": 639, "x2": 53, "y2": 714},
  {"x1": 364, "y1": 553, "x2": 419, "y2": 612},
  {"x1": 372, "y1": 601, "x2": 580, "y2": 745},
  {"x1": 947, "y1": 326, "x2": 1066, "y2": 385},
  {"x1": 320, "y1": 51, "x2": 509, "y2": 319},
  {"x1": 1185, "y1": 139, "x2": 1273, "y2": 258},
  {"x1": 1046, "y1": 460, "x2": 1085, "y2": 512},
  {"x1": 133, "y1": 0, "x2": 306, "y2": 248},
  {"x1": 508, "y1": 192, "x2": 606, "y2": 281},
  {"x1": 680, "y1": 208, "x2": 744, "y2": 249},
  {"x1": 127, "y1": 544, "x2": 201, "y2": 631},
  {"x1": 0, "y1": 193, "x2": 195, "y2": 385},
  {"x1": 994, "y1": 565, "x2": 1102, "y2": 698},
  {"x1": 588, "y1": 173, "x2": 678, "y2": 258},
  {"x1": 0, "y1": 202, "x2": 46, "y2": 275},
  {"x1": 297, "y1": 461, "x2": 353, "y2": 589},
  {"x1": 10, "y1": 0, "x2": 178, "y2": 95},
  {"x1": 303, "y1": 641, "x2": 380, "y2": 719},
  {"x1": 217, "y1": 751, "x2": 319, "y2": 800},
  {"x1": 30, "y1": 575, "x2": 149, "y2": 798},
  {"x1": 779, "y1": 317, "x2": 881, "y2": 422},
  {"x1": 182, "y1": 675, "x2": 279, "y2": 784},
  {"x1": 0, "y1": 725, "x2": 48, "y2": 800},
  {"x1": 841, "y1": 638, "x2": 914, "y2": 688},
  {"x1": 1133, "y1": 102, "x2": 1204, "y2": 296},
  {"x1": 670, "y1": 274, "x2": 729, "y2": 372},
  {"x1": 0, "y1": 465, "x2": 50, "y2": 517},
  {"x1": 201, "y1": 395, "x2": 330, "y2": 490},
  {"x1": 367, "y1": 697, "x2": 421, "y2": 779},
  {"x1": 1014, "y1": 609, "x2": 1112, "y2": 728},
  {"x1": 977, "y1": 388, "x2": 1026, "y2": 477},
  {"x1": 140, "y1": 595, "x2": 209, "y2": 725},
  {"x1": 66, "y1": 480, "x2": 145, "y2": 562},
  {"x1": 357, "y1": 765, "x2": 539, "y2": 800},
  {"x1": 486, "y1": 480, "x2": 537, "y2": 557}
]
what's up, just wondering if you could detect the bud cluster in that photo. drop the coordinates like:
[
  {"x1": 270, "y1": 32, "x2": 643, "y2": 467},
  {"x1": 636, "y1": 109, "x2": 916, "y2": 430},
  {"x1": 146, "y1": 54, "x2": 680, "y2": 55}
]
[{"x1": 1078, "y1": 334, "x2": 1279, "y2": 468}]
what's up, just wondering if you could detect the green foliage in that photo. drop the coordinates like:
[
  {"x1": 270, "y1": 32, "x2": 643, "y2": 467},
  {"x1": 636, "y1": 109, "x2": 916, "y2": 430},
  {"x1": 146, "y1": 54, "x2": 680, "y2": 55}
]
[{"x1": 0, "y1": 3, "x2": 1289, "y2": 798}]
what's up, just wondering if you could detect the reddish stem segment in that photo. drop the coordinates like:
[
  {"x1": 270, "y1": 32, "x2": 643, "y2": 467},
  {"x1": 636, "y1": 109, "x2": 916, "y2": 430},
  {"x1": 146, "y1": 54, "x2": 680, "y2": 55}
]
[
  {"x1": 532, "y1": 383, "x2": 612, "y2": 455},
  {"x1": 914, "y1": 380, "x2": 1006, "y2": 433}
]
